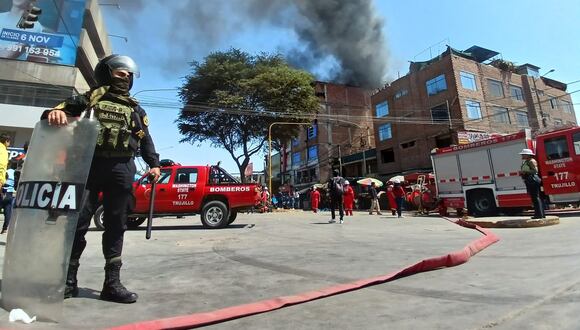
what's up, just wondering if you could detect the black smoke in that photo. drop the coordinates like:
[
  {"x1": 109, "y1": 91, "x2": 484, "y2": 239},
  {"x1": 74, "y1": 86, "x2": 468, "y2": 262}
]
[{"x1": 112, "y1": 0, "x2": 389, "y2": 88}]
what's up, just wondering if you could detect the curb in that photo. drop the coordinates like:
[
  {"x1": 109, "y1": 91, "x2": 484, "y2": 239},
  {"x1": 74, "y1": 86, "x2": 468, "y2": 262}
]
[{"x1": 465, "y1": 216, "x2": 559, "y2": 228}]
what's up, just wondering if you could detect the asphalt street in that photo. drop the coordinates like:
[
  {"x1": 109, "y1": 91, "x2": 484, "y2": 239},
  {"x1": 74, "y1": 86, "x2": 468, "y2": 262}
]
[{"x1": 0, "y1": 210, "x2": 579, "y2": 329}]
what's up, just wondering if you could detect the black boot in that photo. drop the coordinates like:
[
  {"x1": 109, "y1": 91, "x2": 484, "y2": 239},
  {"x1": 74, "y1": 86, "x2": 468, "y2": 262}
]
[
  {"x1": 100, "y1": 261, "x2": 138, "y2": 303},
  {"x1": 64, "y1": 259, "x2": 80, "y2": 298}
]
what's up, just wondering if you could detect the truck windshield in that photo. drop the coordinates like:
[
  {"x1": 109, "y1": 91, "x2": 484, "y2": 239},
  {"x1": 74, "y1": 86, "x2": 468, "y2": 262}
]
[
  {"x1": 210, "y1": 166, "x2": 239, "y2": 184},
  {"x1": 140, "y1": 169, "x2": 172, "y2": 185}
]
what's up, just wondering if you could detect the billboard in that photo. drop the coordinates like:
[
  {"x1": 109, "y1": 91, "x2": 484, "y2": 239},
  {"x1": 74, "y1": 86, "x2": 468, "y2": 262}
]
[{"x1": 0, "y1": 0, "x2": 87, "y2": 66}]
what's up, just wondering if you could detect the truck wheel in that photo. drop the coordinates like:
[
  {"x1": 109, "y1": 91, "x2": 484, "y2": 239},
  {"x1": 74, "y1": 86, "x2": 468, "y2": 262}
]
[
  {"x1": 201, "y1": 201, "x2": 229, "y2": 229},
  {"x1": 94, "y1": 205, "x2": 105, "y2": 230},
  {"x1": 228, "y1": 210, "x2": 238, "y2": 225},
  {"x1": 127, "y1": 217, "x2": 146, "y2": 229},
  {"x1": 468, "y1": 190, "x2": 497, "y2": 217}
]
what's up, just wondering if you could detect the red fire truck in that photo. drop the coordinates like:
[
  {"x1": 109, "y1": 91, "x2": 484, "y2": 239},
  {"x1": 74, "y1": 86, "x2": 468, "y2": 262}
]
[{"x1": 431, "y1": 126, "x2": 580, "y2": 216}]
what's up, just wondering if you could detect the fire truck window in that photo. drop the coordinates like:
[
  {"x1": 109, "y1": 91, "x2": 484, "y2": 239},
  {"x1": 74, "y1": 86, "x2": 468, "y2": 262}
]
[
  {"x1": 141, "y1": 169, "x2": 172, "y2": 185},
  {"x1": 175, "y1": 169, "x2": 198, "y2": 184},
  {"x1": 573, "y1": 133, "x2": 580, "y2": 155},
  {"x1": 544, "y1": 136, "x2": 570, "y2": 160},
  {"x1": 210, "y1": 167, "x2": 239, "y2": 184}
]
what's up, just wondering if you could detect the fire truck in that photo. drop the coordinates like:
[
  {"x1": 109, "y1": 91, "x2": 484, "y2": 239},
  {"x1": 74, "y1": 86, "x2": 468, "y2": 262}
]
[{"x1": 431, "y1": 126, "x2": 580, "y2": 216}]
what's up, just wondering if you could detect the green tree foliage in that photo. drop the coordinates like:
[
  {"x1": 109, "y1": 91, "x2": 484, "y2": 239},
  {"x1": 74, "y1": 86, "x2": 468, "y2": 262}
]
[{"x1": 177, "y1": 49, "x2": 320, "y2": 181}]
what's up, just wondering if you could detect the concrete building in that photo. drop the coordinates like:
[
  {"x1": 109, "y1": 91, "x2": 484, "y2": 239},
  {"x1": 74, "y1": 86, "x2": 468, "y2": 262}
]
[
  {"x1": 371, "y1": 45, "x2": 577, "y2": 177},
  {"x1": 285, "y1": 81, "x2": 376, "y2": 191},
  {"x1": 0, "y1": 0, "x2": 111, "y2": 148}
]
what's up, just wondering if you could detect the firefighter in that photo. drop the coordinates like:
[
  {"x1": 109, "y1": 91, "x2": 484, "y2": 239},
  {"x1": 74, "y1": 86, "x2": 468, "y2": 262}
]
[
  {"x1": 43, "y1": 55, "x2": 161, "y2": 303},
  {"x1": 519, "y1": 148, "x2": 545, "y2": 219}
]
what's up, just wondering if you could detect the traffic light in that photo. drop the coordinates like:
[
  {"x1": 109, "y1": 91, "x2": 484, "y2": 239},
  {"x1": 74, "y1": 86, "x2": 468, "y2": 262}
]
[{"x1": 17, "y1": 3, "x2": 42, "y2": 29}]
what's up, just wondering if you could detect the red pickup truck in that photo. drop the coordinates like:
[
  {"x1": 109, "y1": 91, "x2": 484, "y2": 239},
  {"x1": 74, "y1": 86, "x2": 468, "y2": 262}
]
[{"x1": 93, "y1": 162, "x2": 259, "y2": 229}]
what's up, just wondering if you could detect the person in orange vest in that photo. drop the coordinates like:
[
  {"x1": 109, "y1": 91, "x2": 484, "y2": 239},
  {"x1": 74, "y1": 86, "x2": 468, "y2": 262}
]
[
  {"x1": 310, "y1": 186, "x2": 321, "y2": 213},
  {"x1": 343, "y1": 180, "x2": 355, "y2": 216}
]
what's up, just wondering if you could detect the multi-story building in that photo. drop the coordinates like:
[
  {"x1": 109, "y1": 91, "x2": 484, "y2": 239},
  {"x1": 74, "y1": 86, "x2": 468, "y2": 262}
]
[
  {"x1": 371, "y1": 45, "x2": 577, "y2": 177},
  {"x1": 0, "y1": 0, "x2": 111, "y2": 148},
  {"x1": 286, "y1": 81, "x2": 376, "y2": 191}
]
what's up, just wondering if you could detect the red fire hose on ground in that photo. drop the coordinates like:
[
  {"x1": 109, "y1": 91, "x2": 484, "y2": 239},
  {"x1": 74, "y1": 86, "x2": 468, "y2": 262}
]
[{"x1": 110, "y1": 218, "x2": 499, "y2": 330}]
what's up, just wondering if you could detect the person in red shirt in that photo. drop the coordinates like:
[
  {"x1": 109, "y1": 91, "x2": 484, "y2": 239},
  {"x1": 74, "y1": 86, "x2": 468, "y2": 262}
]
[
  {"x1": 393, "y1": 179, "x2": 406, "y2": 218},
  {"x1": 343, "y1": 180, "x2": 355, "y2": 216},
  {"x1": 386, "y1": 184, "x2": 396, "y2": 216},
  {"x1": 310, "y1": 186, "x2": 321, "y2": 213}
]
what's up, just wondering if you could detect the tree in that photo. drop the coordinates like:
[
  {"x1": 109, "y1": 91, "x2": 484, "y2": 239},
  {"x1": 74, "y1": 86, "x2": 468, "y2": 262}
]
[{"x1": 176, "y1": 49, "x2": 320, "y2": 182}]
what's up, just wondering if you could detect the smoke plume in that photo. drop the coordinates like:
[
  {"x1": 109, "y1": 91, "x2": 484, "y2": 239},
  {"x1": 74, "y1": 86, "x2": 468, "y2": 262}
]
[{"x1": 112, "y1": 0, "x2": 389, "y2": 88}]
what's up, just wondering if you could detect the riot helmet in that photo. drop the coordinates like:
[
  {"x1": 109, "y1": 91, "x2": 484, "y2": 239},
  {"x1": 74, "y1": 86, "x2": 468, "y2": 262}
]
[{"x1": 94, "y1": 54, "x2": 140, "y2": 89}]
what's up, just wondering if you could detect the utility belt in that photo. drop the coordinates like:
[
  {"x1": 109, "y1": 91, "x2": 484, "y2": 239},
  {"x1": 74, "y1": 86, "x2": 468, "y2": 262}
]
[{"x1": 94, "y1": 149, "x2": 134, "y2": 158}]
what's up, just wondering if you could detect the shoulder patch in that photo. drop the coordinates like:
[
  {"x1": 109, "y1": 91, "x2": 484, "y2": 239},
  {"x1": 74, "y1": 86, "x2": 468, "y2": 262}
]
[{"x1": 143, "y1": 115, "x2": 149, "y2": 126}]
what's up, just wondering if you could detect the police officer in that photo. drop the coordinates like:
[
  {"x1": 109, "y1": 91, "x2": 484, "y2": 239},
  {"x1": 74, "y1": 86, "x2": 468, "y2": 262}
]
[
  {"x1": 519, "y1": 148, "x2": 545, "y2": 219},
  {"x1": 43, "y1": 55, "x2": 161, "y2": 303}
]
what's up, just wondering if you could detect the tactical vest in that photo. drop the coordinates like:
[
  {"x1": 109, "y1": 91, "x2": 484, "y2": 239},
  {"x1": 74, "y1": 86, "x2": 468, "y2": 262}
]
[{"x1": 94, "y1": 100, "x2": 134, "y2": 153}]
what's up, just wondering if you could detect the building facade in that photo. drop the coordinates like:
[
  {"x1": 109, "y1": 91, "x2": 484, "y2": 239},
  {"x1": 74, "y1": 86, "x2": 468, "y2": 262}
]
[
  {"x1": 371, "y1": 45, "x2": 577, "y2": 177},
  {"x1": 0, "y1": 0, "x2": 111, "y2": 147},
  {"x1": 285, "y1": 81, "x2": 376, "y2": 191}
]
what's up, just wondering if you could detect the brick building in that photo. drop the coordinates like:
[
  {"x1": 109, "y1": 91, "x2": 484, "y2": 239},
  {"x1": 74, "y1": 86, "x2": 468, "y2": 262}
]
[
  {"x1": 371, "y1": 45, "x2": 577, "y2": 177},
  {"x1": 280, "y1": 81, "x2": 376, "y2": 191}
]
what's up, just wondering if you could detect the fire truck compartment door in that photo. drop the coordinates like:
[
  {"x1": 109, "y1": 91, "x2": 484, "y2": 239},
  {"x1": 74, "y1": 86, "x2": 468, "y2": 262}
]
[
  {"x1": 490, "y1": 142, "x2": 527, "y2": 191},
  {"x1": 459, "y1": 149, "x2": 492, "y2": 185},
  {"x1": 433, "y1": 154, "x2": 462, "y2": 194}
]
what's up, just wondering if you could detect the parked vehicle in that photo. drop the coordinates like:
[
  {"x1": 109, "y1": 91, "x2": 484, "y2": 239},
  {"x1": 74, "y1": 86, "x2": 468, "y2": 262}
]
[
  {"x1": 431, "y1": 126, "x2": 580, "y2": 216},
  {"x1": 94, "y1": 162, "x2": 259, "y2": 229}
]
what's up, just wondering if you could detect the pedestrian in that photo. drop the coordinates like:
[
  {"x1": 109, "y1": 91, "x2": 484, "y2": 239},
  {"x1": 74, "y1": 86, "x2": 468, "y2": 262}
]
[
  {"x1": 368, "y1": 181, "x2": 382, "y2": 215},
  {"x1": 310, "y1": 186, "x2": 320, "y2": 213},
  {"x1": 393, "y1": 179, "x2": 406, "y2": 218},
  {"x1": 386, "y1": 184, "x2": 396, "y2": 216},
  {"x1": 1, "y1": 163, "x2": 15, "y2": 234},
  {"x1": 328, "y1": 169, "x2": 345, "y2": 224},
  {"x1": 12, "y1": 141, "x2": 27, "y2": 189},
  {"x1": 0, "y1": 133, "x2": 10, "y2": 191},
  {"x1": 343, "y1": 180, "x2": 355, "y2": 216},
  {"x1": 43, "y1": 55, "x2": 161, "y2": 303},
  {"x1": 519, "y1": 148, "x2": 545, "y2": 219}
]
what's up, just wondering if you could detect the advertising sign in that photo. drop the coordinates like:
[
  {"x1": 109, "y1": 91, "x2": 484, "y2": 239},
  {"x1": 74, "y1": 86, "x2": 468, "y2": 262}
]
[
  {"x1": 0, "y1": 0, "x2": 87, "y2": 66},
  {"x1": 457, "y1": 131, "x2": 503, "y2": 145}
]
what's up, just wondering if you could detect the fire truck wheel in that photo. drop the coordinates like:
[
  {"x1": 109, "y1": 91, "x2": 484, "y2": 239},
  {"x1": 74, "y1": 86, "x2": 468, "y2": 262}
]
[
  {"x1": 228, "y1": 210, "x2": 238, "y2": 224},
  {"x1": 201, "y1": 201, "x2": 229, "y2": 229},
  {"x1": 467, "y1": 190, "x2": 497, "y2": 217}
]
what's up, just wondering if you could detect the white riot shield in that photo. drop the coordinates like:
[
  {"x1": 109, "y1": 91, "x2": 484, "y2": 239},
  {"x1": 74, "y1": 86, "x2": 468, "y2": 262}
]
[{"x1": 1, "y1": 118, "x2": 98, "y2": 321}]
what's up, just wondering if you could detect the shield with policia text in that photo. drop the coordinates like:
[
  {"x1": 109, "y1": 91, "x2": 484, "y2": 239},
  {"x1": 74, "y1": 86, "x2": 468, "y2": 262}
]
[{"x1": 1, "y1": 118, "x2": 98, "y2": 321}]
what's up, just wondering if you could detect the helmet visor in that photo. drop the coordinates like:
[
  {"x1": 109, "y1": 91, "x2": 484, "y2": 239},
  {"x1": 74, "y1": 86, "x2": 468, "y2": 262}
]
[{"x1": 107, "y1": 55, "x2": 140, "y2": 78}]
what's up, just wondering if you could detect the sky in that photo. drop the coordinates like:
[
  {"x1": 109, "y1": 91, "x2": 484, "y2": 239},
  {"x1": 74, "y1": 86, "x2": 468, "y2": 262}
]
[{"x1": 100, "y1": 0, "x2": 580, "y2": 174}]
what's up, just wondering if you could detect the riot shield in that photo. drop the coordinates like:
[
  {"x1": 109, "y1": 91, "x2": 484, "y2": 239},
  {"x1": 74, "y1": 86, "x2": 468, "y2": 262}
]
[{"x1": 1, "y1": 118, "x2": 98, "y2": 322}]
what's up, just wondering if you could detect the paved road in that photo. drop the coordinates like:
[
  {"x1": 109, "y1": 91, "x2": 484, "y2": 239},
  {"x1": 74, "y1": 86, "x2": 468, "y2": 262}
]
[{"x1": 0, "y1": 210, "x2": 579, "y2": 329}]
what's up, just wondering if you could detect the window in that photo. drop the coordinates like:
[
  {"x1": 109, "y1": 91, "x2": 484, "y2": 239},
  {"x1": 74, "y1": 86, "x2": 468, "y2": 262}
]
[
  {"x1": 292, "y1": 152, "x2": 301, "y2": 166},
  {"x1": 307, "y1": 145, "x2": 318, "y2": 160},
  {"x1": 141, "y1": 169, "x2": 172, "y2": 185},
  {"x1": 510, "y1": 85, "x2": 524, "y2": 101},
  {"x1": 514, "y1": 111, "x2": 529, "y2": 127},
  {"x1": 378, "y1": 123, "x2": 392, "y2": 141},
  {"x1": 431, "y1": 103, "x2": 449, "y2": 122},
  {"x1": 548, "y1": 96, "x2": 558, "y2": 109},
  {"x1": 175, "y1": 168, "x2": 198, "y2": 184},
  {"x1": 426, "y1": 74, "x2": 447, "y2": 95},
  {"x1": 573, "y1": 132, "x2": 580, "y2": 155},
  {"x1": 381, "y1": 148, "x2": 395, "y2": 163},
  {"x1": 465, "y1": 100, "x2": 482, "y2": 119},
  {"x1": 560, "y1": 100, "x2": 573, "y2": 114},
  {"x1": 460, "y1": 71, "x2": 477, "y2": 91},
  {"x1": 395, "y1": 89, "x2": 408, "y2": 99},
  {"x1": 307, "y1": 125, "x2": 317, "y2": 139},
  {"x1": 210, "y1": 166, "x2": 239, "y2": 184},
  {"x1": 491, "y1": 106, "x2": 510, "y2": 123},
  {"x1": 292, "y1": 138, "x2": 300, "y2": 147},
  {"x1": 488, "y1": 79, "x2": 504, "y2": 98},
  {"x1": 544, "y1": 136, "x2": 570, "y2": 160},
  {"x1": 401, "y1": 140, "x2": 416, "y2": 149},
  {"x1": 376, "y1": 101, "x2": 389, "y2": 117}
]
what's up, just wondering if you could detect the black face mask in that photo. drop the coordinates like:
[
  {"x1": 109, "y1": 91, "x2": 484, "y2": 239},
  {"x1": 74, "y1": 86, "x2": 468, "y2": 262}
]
[{"x1": 109, "y1": 76, "x2": 131, "y2": 95}]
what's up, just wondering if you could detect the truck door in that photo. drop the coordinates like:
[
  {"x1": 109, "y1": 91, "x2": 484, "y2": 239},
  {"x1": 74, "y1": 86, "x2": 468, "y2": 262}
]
[
  {"x1": 134, "y1": 168, "x2": 173, "y2": 213},
  {"x1": 169, "y1": 167, "x2": 203, "y2": 212},
  {"x1": 540, "y1": 133, "x2": 580, "y2": 203}
]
